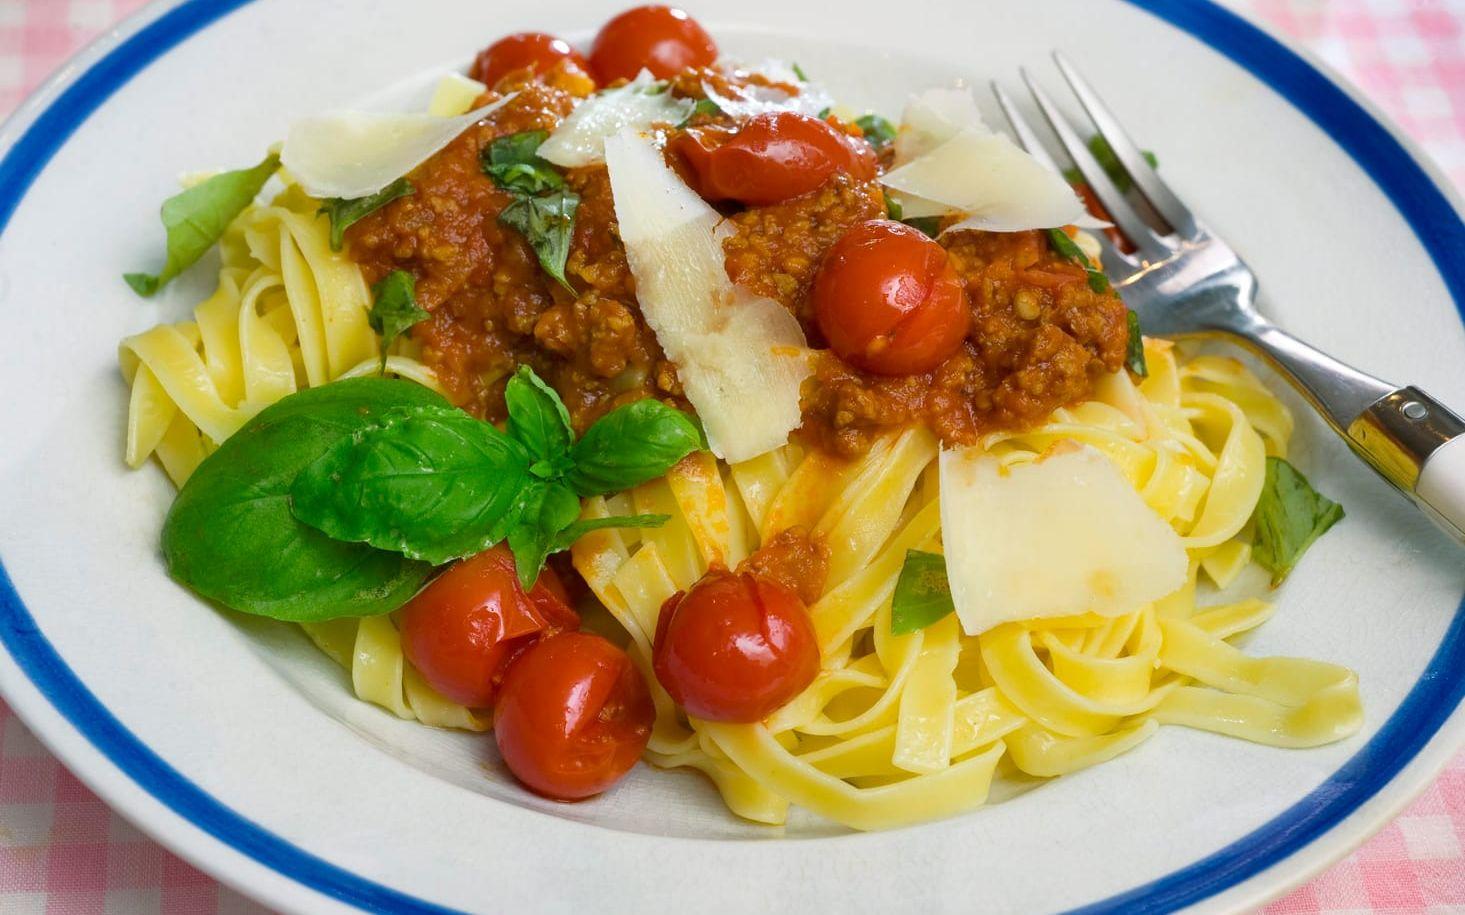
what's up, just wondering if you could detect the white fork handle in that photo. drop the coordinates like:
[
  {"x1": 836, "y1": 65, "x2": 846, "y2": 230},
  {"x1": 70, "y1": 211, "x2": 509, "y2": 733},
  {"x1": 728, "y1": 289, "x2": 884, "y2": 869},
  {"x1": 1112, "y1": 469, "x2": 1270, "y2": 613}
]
[
  {"x1": 1348, "y1": 386, "x2": 1465, "y2": 544},
  {"x1": 1417, "y1": 437, "x2": 1465, "y2": 540}
]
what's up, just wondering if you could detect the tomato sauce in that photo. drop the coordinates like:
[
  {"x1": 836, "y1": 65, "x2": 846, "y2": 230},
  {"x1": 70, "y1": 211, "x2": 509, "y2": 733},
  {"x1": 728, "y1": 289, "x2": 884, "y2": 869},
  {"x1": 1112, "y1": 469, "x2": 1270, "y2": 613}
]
[{"x1": 344, "y1": 66, "x2": 1129, "y2": 456}]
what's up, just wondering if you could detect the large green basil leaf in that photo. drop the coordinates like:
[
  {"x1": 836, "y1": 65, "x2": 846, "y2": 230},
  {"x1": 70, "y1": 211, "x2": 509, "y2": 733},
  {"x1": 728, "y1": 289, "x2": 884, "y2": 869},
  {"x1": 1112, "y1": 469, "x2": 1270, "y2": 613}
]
[
  {"x1": 161, "y1": 378, "x2": 442, "y2": 621},
  {"x1": 125, "y1": 152, "x2": 280, "y2": 296},
  {"x1": 566, "y1": 399, "x2": 702, "y2": 496},
  {"x1": 290, "y1": 404, "x2": 532, "y2": 566},
  {"x1": 1252, "y1": 456, "x2": 1345, "y2": 585},
  {"x1": 504, "y1": 365, "x2": 574, "y2": 477},
  {"x1": 506, "y1": 481, "x2": 583, "y2": 589}
]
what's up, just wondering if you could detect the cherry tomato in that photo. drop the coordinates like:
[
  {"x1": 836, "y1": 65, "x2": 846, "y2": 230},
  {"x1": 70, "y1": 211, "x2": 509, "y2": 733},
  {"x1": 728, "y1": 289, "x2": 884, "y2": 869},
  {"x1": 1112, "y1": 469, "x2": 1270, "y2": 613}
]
[
  {"x1": 588, "y1": 5, "x2": 718, "y2": 83},
  {"x1": 653, "y1": 568, "x2": 819, "y2": 723},
  {"x1": 469, "y1": 32, "x2": 591, "y2": 88},
  {"x1": 399, "y1": 546, "x2": 578, "y2": 708},
  {"x1": 812, "y1": 219, "x2": 969, "y2": 375},
  {"x1": 669, "y1": 111, "x2": 878, "y2": 206},
  {"x1": 493, "y1": 632, "x2": 654, "y2": 800}
]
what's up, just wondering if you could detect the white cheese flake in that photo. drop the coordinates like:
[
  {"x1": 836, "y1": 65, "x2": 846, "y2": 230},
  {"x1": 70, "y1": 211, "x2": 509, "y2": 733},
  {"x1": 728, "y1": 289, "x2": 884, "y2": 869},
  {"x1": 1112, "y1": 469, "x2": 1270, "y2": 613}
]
[
  {"x1": 538, "y1": 71, "x2": 693, "y2": 168},
  {"x1": 939, "y1": 444, "x2": 1188, "y2": 635}
]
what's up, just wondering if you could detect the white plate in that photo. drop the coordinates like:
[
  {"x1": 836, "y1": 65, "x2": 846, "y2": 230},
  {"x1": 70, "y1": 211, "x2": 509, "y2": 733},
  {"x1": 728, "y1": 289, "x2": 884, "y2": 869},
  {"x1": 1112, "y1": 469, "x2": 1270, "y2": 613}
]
[{"x1": 1, "y1": 0, "x2": 1462, "y2": 911}]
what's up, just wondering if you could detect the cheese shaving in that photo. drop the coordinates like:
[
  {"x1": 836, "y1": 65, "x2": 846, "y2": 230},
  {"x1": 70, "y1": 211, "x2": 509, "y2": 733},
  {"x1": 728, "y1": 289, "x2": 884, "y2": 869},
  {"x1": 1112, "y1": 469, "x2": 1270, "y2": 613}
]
[{"x1": 538, "y1": 71, "x2": 693, "y2": 168}]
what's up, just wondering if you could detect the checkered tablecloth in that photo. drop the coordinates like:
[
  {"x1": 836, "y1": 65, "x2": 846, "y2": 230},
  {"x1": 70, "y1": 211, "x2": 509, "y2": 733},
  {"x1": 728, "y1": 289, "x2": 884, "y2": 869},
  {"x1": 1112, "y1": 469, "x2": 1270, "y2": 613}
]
[{"x1": 0, "y1": 0, "x2": 1462, "y2": 912}]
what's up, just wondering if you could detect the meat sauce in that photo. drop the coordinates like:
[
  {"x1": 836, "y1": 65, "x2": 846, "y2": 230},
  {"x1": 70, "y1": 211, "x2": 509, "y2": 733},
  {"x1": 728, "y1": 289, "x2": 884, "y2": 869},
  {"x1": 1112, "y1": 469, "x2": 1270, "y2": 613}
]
[{"x1": 344, "y1": 66, "x2": 1130, "y2": 456}]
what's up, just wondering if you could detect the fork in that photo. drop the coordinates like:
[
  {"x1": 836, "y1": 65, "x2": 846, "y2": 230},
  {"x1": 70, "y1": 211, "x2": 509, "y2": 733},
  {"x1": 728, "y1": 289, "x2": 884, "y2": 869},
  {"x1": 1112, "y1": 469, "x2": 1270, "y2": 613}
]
[{"x1": 992, "y1": 53, "x2": 1465, "y2": 544}]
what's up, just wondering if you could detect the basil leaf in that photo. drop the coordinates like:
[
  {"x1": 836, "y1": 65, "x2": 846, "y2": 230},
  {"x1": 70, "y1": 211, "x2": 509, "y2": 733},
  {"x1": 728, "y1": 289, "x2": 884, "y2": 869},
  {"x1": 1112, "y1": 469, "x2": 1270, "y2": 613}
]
[
  {"x1": 856, "y1": 114, "x2": 897, "y2": 151},
  {"x1": 161, "y1": 378, "x2": 441, "y2": 621},
  {"x1": 1046, "y1": 227, "x2": 1110, "y2": 293},
  {"x1": 884, "y1": 192, "x2": 903, "y2": 221},
  {"x1": 1252, "y1": 457, "x2": 1345, "y2": 586},
  {"x1": 506, "y1": 481, "x2": 583, "y2": 589},
  {"x1": 566, "y1": 399, "x2": 702, "y2": 496},
  {"x1": 792, "y1": 62, "x2": 809, "y2": 81},
  {"x1": 291, "y1": 404, "x2": 532, "y2": 566},
  {"x1": 676, "y1": 97, "x2": 722, "y2": 128},
  {"x1": 482, "y1": 130, "x2": 564, "y2": 196},
  {"x1": 902, "y1": 216, "x2": 942, "y2": 238},
  {"x1": 816, "y1": 106, "x2": 832, "y2": 120},
  {"x1": 125, "y1": 152, "x2": 280, "y2": 296},
  {"x1": 318, "y1": 178, "x2": 414, "y2": 251},
  {"x1": 550, "y1": 514, "x2": 671, "y2": 553},
  {"x1": 1062, "y1": 141, "x2": 1158, "y2": 189},
  {"x1": 499, "y1": 188, "x2": 579, "y2": 295},
  {"x1": 368, "y1": 270, "x2": 430, "y2": 369},
  {"x1": 505, "y1": 365, "x2": 574, "y2": 476},
  {"x1": 890, "y1": 550, "x2": 956, "y2": 635},
  {"x1": 1125, "y1": 309, "x2": 1148, "y2": 378}
]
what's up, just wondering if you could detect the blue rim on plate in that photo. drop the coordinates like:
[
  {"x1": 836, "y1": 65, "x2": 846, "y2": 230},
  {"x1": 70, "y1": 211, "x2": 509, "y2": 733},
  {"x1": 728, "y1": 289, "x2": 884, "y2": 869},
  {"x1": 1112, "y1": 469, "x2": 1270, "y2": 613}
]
[{"x1": 0, "y1": 0, "x2": 1461, "y2": 912}]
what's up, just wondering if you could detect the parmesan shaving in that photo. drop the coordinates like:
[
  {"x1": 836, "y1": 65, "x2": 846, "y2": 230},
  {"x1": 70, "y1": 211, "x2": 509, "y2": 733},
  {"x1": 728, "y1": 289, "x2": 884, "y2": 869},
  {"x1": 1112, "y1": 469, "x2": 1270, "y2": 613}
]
[
  {"x1": 938, "y1": 445, "x2": 1188, "y2": 635},
  {"x1": 604, "y1": 129, "x2": 811, "y2": 463},
  {"x1": 281, "y1": 93, "x2": 516, "y2": 200},
  {"x1": 538, "y1": 71, "x2": 693, "y2": 168},
  {"x1": 881, "y1": 127, "x2": 1105, "y2": 232},
  {"x1": 893, "y1": 86, "x2": 989, "y2": 165},
  {"x1": 701, "y1": 59, "x2": 833, "y2": 120},
  {"x1": 427, "y1": 73, "x2": 487, "y2": 117}
]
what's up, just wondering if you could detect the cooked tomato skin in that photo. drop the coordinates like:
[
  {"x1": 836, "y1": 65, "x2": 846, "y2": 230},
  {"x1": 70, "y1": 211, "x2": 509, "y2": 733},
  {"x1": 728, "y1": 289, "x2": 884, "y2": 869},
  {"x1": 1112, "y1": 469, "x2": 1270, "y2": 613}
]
[
  {"x1": 670, "y1": 112, "x2": 878, "y2": 206},
  {"x1": 469, "y1": 32, "x2": 591, "y2": 88},
  {"x1": 399, "y1": 546, "x2": 578, "y2": 708},
  {"x1": 812, "y1": 219, "x2": 969, "y2": 375},
  {"x1": 653, "y1": 568, "x2": 819, "y2": 723},
  {"x1": 588, "y1": 5, "x2": 718, "y2": 83},
  {"x1": 493, "y1": 632, "x2": 654, "y2": 800}
]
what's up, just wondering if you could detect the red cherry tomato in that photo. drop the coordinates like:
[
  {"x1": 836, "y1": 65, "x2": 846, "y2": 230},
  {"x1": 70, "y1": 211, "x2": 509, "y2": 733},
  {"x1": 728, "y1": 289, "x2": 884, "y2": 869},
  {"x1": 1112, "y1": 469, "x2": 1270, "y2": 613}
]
[
  {"x1": 812, "y1": 219, "x2": 969, "y2": 375},
  {"x1": 653, "y1": 568, "x2": 819, "y2": 723},
  {"x1": 588, "y1": 5, "x2": 718, "y2": 83},
  {"x1": 469, "y1": 32, "x2": 590, "y2": 88},
  {"x1": 399, "y1": 546, "x2": 578, "y2": 708},
  {"x1": 493, "y1": 632, "x2": 654, "y2": 800},
  {"x1": 669, "y1": 112, "x2": 878, "y2": 206}
]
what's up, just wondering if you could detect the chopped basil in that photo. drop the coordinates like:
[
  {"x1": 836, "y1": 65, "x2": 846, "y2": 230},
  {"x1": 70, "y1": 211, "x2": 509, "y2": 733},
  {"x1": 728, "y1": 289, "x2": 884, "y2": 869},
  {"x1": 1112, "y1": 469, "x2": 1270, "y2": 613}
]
[
  {"x1": 367, "y1": 270, "x2": 430, "y2": 370},
  {"x1": 1252, "y1": 457, "x2": 1345, "y2": 586},
  {"x1": 1046, "y1": 227, "x2": 1110, "y2": 294},
  {"x1": 1062, "y1": 137, "x2": 1158, "y2": 192},
  {"x1": 125, "y1": 152, "x2": 280, "y2": 296},
  {"x1": 902, "y1": 216, "x2": 942, "y2": 237},
  {"x1": 792, "y1": 62, "x2": 809, "y2": 81},
  {"x1": 318, "y1": 177, "x2": 414, "y2": 251},
  {"x1": 676, "y1": 97, "x2": 723, "y2": 128},
  {"x1": 816, "y1": 106, "x2": 832, "y2": 120},
  {"x1": 855, "y1": 114, "x2": 897, "y2": 151},
  {"x1": 1125, "y1": 309, "x2": 1148, "y2": 378},
  {"x1": 890, "y1": 550, "x2": 957, "y2": 635},
  {"x1": 482, "y1": 130, "x2": 565, "y2": 196},
  {"x1": 277, "y1": 366, "x2": 697, "y2": 590},
  {"x1": 884, "y1": 192, "x2": 903, "y2": 221},
  {"x1": 499, "y1": 187, "x2": 580, "y2": 295}
]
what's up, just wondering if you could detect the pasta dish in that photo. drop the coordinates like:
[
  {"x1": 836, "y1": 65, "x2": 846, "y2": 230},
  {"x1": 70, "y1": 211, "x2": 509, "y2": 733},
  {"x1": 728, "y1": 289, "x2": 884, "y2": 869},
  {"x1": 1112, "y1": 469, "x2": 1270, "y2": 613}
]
[{"x1": 117, "y1": 5, "x2": 1360, "y2": 830}]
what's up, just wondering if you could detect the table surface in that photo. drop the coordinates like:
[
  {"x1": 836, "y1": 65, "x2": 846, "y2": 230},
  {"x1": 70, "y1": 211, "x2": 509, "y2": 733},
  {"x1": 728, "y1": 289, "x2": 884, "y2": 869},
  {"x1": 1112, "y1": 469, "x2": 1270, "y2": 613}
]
[{"x1": 0, "y1": 0, "x2": 1462, "y2": 912}]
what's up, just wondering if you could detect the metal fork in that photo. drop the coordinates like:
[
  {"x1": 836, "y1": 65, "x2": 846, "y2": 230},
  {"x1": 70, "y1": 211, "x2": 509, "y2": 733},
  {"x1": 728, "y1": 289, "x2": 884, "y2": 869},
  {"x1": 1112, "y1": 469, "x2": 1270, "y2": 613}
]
[{"x1": 993, "y1": 53, "x2": 1465, "y2": 544}]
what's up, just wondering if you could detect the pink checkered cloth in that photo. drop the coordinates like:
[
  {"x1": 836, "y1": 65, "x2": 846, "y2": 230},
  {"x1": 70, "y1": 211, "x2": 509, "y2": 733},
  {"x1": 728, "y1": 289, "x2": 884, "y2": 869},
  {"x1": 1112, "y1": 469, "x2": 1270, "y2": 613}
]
[{"x1": 0, "y1": 0, "x2": 1462, "y2": 912}]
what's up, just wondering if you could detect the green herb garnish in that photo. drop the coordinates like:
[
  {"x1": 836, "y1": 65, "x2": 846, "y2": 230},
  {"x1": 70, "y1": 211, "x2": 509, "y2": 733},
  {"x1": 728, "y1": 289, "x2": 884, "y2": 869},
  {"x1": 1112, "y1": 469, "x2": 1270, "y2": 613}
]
[
  {"x1": 902, "y1": 216, "x2": 942, "y2": 237},
  {"x1": 482, "y1": 130, "x2": 565, "y2": 196},
  {"x1": 816, "y1": 106, "x2": 832, "y2": 120},
  {"x1": 1046, "y1": 227, "x2": 1110, "y2": 294},
  {"x1": 1062, "y1": 136, "x2": 1158, "y2": 192},
  {"x1": 161, "y1": 378, "x2": 440, "y2": 621},
  {"x1": 500, "y1": 187, "x2": 580, "y2": 295},
  {"x1": 367, "y1": 270, "x2": 430, "y2": 371},
  {"x1": 125, "y1": 152, "x2": 280, "y2": 296},
  {"x1": 1125, "y1": 309, "x2": 1147, "y2": 378},
  {"x1": 792, "y1": 62, "x2": 809, "y2": 81},
  {"x1": 288, "y1": 367, "x2": 699, "y2": 589},
  {"x1": 855, "y1": 114, "x2": 897, "y2": 151},
  {"x1": 1251, "y1": 457, "x2": 1345, "y2": 585},
  {"x1": 884, "y1": 192, "x2": 903, "y2": 221},
  {"x1": 890, "y1": 550, "x2": 956, "y2": 635},
  {"x1": 318, "y1": 178, "x2": 414, "y2": 251},
  {"x1": 676, "y1": 97, "x2": 723, "y2": 128}
]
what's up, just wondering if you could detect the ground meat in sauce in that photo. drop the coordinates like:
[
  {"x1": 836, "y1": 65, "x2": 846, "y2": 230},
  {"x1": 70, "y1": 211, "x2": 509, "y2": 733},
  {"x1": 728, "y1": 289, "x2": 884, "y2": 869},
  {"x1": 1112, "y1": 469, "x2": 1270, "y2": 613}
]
[
  {"x1": 344, "y1": 65, "x2": 1129, "y2": 456},
  {"x1": 736, "y1": 527, "x2": 830, "y2": 606}
]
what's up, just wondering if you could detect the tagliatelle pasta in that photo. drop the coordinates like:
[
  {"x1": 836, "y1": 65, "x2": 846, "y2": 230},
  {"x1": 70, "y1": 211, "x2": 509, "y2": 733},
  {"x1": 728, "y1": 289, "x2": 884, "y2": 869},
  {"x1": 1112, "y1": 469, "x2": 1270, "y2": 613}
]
[{"x1": 570, "y1": 341, "x2": 1362, "y2": 830}]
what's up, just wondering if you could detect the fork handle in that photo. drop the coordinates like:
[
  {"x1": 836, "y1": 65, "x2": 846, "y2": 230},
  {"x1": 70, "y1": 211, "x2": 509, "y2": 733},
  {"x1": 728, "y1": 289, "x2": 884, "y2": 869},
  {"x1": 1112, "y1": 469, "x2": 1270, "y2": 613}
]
[
  {"x1": 1348, "y1": 387, "x2": 1465, "y2": 540},
  {"x1": 1240, "y1": 321, "x2": 1465, "y2": 543}
]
